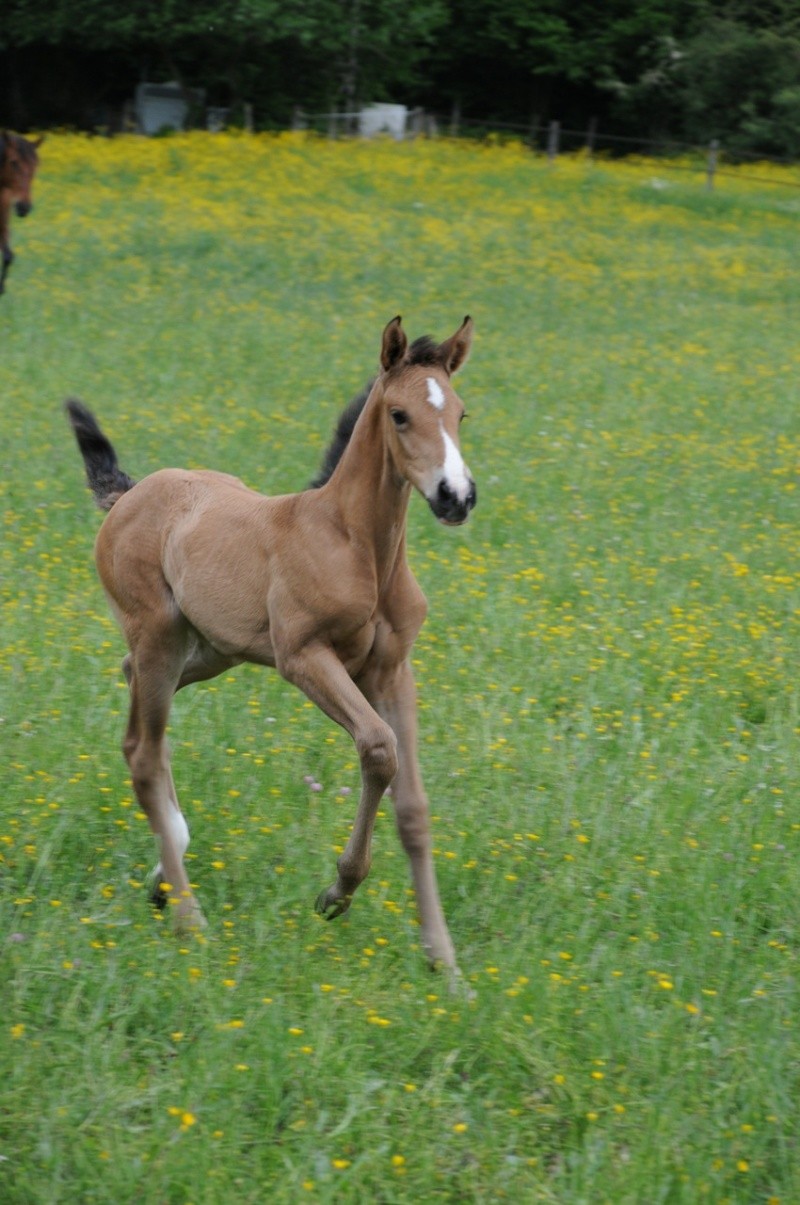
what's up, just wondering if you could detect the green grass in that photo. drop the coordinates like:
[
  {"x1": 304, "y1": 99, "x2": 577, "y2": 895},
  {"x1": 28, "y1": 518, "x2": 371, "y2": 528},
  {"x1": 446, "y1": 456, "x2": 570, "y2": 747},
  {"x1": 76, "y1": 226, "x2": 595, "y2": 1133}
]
[{"x1": 1, "y1": 134, "x2": 798, "y2": 1202}]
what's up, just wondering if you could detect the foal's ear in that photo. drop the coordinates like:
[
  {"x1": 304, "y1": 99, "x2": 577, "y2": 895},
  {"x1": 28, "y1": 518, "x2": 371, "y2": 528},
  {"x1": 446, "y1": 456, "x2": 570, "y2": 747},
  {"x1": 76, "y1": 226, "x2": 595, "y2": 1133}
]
[
  {"x1": 32, "y1": 135, "x2": 45, "y2": 150},
  {"x1": 380, "y1": 315, "x2": 408, "y2": 371},
  {"x1": 438, "y1": 315, "x2": 473, "y2": 376}
]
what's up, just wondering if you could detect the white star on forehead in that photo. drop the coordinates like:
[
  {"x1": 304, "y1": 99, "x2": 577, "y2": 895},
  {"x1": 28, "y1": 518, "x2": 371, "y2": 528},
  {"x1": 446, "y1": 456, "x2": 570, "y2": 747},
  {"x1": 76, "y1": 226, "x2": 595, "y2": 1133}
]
[{"x1": 426, "y1": 377, "x2": 445, "y2": 410}]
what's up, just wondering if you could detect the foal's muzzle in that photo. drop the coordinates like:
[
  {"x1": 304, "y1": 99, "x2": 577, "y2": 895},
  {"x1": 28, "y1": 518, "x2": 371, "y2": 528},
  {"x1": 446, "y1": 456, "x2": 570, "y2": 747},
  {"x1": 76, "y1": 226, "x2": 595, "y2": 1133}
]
[
  {"x1": 15, "y1": 200, "x2": 32, "y2": 218},
  {"x1": 429, "y1": 479, "x2": 477, "y2": 526}
]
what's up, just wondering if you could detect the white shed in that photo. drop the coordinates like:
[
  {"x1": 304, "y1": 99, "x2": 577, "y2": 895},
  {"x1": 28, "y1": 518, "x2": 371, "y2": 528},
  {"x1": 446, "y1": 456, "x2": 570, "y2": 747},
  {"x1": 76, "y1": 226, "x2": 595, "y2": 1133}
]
[
  {"x1": 135, "y1": 83, "x2": 205, "y2": 135},
  {"x1": 358, "y1": 104, "x2": 408, "y2": 140}
]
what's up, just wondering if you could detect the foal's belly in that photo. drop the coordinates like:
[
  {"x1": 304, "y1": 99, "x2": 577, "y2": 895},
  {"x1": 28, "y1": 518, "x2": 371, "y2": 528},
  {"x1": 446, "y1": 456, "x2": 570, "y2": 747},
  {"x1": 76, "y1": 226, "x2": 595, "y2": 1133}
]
[
  {"x1": 173, "y1": 563, "x2": 378, "y2": 680},
  {"x1": 240, "y1": 617, "x2": 378, "y2": 680},
  {"x1": 331, "y1": 621, "x2": 378, "y2": 679},
  {"x1": 167, "y1": 552, "x2": 275, "y2": 662},
  {"x1": 158, "y1": 473, "x2": 380, "y2": 679}
]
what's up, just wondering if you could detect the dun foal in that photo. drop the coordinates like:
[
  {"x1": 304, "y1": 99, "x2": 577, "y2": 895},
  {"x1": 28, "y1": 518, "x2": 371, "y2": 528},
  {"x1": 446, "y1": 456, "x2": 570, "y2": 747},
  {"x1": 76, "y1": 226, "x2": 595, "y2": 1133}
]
[
  {"x1": 0, "y1": 132, "x2": 42, "y2": 295},
  {"x1": 66, "y1": 316, "x2": 477, "y2": 973}
]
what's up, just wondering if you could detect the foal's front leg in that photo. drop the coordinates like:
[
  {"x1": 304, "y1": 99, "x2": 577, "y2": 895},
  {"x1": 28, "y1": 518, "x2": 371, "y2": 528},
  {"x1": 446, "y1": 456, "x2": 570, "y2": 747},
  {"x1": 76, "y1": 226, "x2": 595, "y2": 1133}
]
[
  {"x1": 277, "y1": 642, "x2": 398, "y2": 918},
  {"x1": 362, "y1": 659, "x2": 459, "y2": 974}
]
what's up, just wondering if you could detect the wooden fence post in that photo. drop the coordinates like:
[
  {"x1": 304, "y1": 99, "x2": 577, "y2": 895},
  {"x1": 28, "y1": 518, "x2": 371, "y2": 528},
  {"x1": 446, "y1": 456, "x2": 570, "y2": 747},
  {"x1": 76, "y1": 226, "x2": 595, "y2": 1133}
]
[
  {"x1": 547, "y1": 120, "x2": 560, "y2": 161},
  {"x1": 243, "y1": 103, "x2": 254, "y2": 133},
  {"x1": 707, "y1": 139, "x2": 719, "y2": 190}
]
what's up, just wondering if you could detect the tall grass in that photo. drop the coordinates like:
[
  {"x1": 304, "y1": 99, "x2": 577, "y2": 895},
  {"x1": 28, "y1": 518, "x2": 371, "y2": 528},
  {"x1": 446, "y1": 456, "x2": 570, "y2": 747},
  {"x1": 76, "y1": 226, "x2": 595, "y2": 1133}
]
[{"x1": 1, "y1": 133, "x2": 798, "y2": 1202}]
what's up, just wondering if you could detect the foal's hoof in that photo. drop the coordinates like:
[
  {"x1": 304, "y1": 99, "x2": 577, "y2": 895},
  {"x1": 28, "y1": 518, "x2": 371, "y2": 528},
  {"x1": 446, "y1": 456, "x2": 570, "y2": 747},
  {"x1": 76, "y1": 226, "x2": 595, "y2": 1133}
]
[
  {"x1": 441, "y1": 966, "x2": 475, "y2": 1000},
  {"x1": 315, "y1": 886, "x2": 352, "y2": 921},
  {"x1": 150, "y1": 882, "x2": 169, "y2": 911},
  {"x1": 174, "y1": 906, "x2": 208, "y2": 936}
]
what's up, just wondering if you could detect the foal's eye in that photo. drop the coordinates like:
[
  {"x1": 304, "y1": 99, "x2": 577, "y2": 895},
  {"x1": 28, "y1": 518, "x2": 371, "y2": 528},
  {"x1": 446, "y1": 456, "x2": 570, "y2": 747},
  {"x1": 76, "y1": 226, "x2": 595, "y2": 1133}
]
[
  {"x1": 460, "y1": 412, "x2": 469, "y2": 423},
  {"x1": 390, "y1": 409, "x2": 409, "y2": 429}
]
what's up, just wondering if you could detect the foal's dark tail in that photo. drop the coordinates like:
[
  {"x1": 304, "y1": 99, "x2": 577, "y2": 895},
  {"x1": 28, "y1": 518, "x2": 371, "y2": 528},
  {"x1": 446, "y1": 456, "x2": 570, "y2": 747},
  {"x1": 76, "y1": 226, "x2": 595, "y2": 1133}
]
[{"x1": 64, "y1": 399, "x2": 137, "y2": 512}]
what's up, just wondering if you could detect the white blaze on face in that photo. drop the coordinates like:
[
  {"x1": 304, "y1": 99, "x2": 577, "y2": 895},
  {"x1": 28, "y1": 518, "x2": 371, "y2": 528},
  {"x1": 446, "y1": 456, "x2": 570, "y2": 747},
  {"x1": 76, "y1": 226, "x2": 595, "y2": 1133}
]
[
  {"x1": 425, "y1": 377, "x2": 471, "y2": 502},
  {"x1": 441, "y1": 428, "x2": 472, "y2": 501}
]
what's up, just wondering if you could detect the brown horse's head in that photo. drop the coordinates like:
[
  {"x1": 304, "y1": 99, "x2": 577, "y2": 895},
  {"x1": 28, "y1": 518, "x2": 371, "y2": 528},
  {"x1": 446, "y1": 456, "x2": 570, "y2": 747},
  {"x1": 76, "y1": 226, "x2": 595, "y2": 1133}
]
[
  {"x1": 1, "y1": 133, "x2": 42, "y2": 218},
  {"x1": 377, "y1": 315, "x2": 477, "y2": 526}
]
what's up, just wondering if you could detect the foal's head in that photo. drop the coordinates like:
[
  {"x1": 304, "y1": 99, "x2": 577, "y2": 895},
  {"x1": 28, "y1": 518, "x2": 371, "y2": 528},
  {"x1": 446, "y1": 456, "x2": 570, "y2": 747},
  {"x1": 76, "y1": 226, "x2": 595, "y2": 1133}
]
[
  {"x1": 378, "y1": 316, "x2": 477, "y2": 526},
  {"x1": 1, "y1": 133, "x2": 42, "y2": 218}
]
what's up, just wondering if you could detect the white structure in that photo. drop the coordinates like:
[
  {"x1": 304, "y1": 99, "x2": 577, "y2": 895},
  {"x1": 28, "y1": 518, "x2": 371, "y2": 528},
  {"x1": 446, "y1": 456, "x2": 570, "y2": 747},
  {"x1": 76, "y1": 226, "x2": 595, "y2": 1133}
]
[
  {"x1": 358, "y1": 104, "x2": 408, "y2": 140},
  {"x1": 135, "y1": 83, "x2": 204, "y2": 135}
]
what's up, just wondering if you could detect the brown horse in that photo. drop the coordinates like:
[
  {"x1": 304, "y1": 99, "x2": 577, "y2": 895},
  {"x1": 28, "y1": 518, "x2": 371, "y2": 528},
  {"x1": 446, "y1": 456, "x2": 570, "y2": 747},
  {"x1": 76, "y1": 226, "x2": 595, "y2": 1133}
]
[
  {"x1": 66, "y1": 316, "x2": 476, "y2": 976},
  {"x1": 0, "y1": 131, "x2": 42, "y2": 295}
]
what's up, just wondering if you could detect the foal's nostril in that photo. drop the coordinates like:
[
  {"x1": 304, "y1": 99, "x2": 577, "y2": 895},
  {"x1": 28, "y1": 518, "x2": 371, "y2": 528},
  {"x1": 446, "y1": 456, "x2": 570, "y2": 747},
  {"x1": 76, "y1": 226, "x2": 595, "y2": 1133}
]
[
  {"x1": 437, "y1": 480, "x2": 455, "y2": 505},
  {"x1": 467, "y1": 481, "x2": 477, "y2": 510}
]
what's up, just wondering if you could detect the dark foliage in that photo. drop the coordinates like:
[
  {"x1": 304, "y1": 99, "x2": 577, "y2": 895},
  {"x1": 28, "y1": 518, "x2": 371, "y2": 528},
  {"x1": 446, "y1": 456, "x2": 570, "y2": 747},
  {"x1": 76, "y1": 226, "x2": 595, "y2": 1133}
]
[{"x1": 2, "y1": 1, "x2": 798, "y2": 158}]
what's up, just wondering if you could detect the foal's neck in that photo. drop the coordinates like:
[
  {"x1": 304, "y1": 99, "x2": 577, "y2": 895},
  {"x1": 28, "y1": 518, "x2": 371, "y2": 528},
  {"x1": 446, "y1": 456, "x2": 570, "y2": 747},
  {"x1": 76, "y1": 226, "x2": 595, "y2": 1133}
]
[{"x1": 323, "y1": 387, "x2": 411, "y2": 582}]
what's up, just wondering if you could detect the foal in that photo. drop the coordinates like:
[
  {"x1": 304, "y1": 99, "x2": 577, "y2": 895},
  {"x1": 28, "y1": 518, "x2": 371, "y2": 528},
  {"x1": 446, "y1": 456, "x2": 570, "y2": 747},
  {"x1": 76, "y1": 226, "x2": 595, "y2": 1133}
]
[
  {"x1": 66, "y1": 316, "x2": 477, "y2": 972},
  {"x1": 0, "y1": 132, "x2": 42, "y2": 295}
]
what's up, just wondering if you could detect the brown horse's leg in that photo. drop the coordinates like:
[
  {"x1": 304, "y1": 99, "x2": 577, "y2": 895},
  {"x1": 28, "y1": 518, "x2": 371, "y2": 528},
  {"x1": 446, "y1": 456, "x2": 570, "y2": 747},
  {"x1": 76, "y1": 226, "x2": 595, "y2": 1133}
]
[
  {"x1": 0, "y1": 199, "x2": 11, "y2": 295},
  {"x1": 0, "y1": 243, "x2": 11, "y2": 295},
  {"x1": 122, "y1": 642, "x2": 205, "y2": 932},
  {"x1": 362, "y1": 660, "x2": 458, "y2": 974},
  {"x1": 277, "y1": 642, "x2": 398, "y2": 918}
]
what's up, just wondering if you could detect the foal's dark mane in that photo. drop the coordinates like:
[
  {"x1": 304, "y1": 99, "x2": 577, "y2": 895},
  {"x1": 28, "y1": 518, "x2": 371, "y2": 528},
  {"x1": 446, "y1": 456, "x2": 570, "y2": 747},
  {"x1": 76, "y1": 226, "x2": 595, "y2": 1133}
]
[
  {"x1": 0, "y1": 132, "x2": 37, "y2": 164},
  {"x1": 311, "y1": 335, "x2": 440, "y2": 488}
]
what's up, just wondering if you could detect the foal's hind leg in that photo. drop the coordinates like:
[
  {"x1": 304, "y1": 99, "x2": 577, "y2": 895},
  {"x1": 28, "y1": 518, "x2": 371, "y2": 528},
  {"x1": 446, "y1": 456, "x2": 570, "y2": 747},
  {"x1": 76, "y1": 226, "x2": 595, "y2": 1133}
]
[
  {"x1": 122, "y1": 643, "x2": 205, "y2": 932},
  {"x1": 124, "y1": 641, "x2": 233, "y2": 914},
  {"x1": 123, "y1": 654, "x2": 186, "y2": 913}
]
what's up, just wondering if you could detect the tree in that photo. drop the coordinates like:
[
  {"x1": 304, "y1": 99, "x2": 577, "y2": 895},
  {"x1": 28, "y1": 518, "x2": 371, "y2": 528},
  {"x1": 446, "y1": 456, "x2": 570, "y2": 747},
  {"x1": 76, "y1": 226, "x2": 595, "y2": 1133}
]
[
  {"x1": 1, "y1": 0, "x2": 448, "y2": 118},
  {"x1": 3, "y1": 0, "x2": 800, "y2": 156},
  {"x1": 677, "y1": 15, "x2": 800, "y2": 155}
]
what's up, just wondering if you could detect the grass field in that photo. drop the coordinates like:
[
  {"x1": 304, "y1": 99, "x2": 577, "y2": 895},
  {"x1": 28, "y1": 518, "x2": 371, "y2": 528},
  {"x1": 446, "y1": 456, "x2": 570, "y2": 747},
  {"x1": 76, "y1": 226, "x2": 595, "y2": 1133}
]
[{"x1": 1, "y1": 132, "x2": 799, "y2": 1203}]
